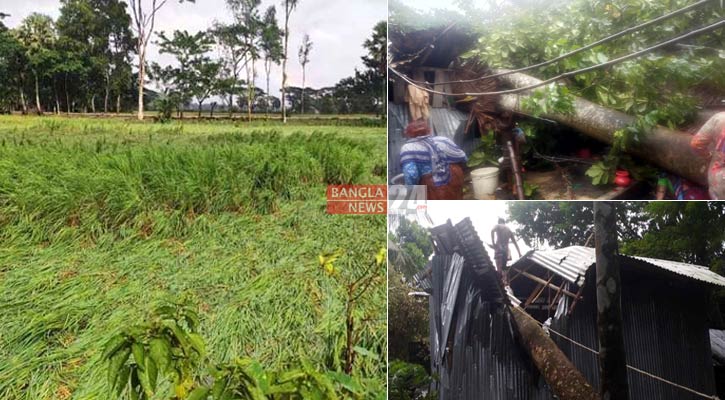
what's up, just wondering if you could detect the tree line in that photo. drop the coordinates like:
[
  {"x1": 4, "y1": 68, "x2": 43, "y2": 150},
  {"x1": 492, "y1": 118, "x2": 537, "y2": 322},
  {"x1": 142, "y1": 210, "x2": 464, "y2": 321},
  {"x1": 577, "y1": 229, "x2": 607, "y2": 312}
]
[{"x1": 0, "y1": 0, "x2": 386, "y2": 120}]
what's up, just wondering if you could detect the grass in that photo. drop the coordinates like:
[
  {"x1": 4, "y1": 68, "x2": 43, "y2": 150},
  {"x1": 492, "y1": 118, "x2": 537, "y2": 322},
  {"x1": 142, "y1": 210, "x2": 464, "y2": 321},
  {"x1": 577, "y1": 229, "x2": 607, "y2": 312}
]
[{"x1": 0, "y1": 116, "x2": 387, "y2": 399}]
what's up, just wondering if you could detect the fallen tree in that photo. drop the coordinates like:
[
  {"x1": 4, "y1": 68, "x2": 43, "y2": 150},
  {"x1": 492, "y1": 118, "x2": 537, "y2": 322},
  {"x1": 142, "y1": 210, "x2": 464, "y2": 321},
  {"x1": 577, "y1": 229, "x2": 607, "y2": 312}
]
[
  {"x1": 511, "y1": 306, "x2": 601, "y2": 400},
  {"x1": 497, "y1": 71, "x2": 708, "y2": 185}
]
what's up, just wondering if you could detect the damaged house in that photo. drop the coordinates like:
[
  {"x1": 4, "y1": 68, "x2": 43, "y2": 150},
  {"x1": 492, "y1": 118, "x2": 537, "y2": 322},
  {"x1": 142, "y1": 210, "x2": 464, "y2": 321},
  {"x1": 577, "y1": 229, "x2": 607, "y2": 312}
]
[
  {"x1": 417, "y1": 218, "x2": 725, "y2": 399},
  {"x1": 388, "y1": 23, "x2": 721, "y2": 200}
]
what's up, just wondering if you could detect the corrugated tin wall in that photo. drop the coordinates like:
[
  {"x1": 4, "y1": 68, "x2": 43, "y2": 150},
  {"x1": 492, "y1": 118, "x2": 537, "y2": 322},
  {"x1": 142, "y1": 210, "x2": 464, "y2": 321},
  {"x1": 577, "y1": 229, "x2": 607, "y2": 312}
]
[
  {"x1": 429, "y1": 108, "x2": 480, "y2": 156},
  {"x1": 550, "y1": 268, "x2": 718, "y2": 399},
  {"x1": 388, "y1": 103, "x2": 409, "y2": 179},
  {"x1": 429, "y1": 254, "x2": 555, "y2": 400}
]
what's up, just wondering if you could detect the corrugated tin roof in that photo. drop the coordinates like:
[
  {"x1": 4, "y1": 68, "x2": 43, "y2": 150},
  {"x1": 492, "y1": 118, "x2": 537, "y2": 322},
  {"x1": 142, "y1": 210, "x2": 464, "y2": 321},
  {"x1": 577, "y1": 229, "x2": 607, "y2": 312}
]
[
  {"x1": 710, "y1": 329, "x2": 725, "y2": 365},
  {"x1": 515, "y1": 246, "x2": 725, "y2": 288}
]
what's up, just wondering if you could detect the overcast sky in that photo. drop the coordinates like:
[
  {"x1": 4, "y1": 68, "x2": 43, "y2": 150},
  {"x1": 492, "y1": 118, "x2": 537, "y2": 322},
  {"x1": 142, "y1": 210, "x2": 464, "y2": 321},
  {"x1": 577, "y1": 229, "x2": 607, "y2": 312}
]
[
  {"x1": 419, "y1": 200, "x2": 536, "y2": 264},
  {"x1": 0, "y1": 0, "x2": 385, "y2": 96}
]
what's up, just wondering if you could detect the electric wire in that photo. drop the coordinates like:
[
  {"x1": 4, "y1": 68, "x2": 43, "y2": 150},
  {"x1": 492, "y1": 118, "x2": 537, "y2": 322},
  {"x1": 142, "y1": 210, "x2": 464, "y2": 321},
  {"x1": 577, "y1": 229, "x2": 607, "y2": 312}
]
[
  {"x1": 389, "y1": 18, "x2": 725, "y2": 97},
  {"x1": 402, "y1": 0, "x2": 716, "y2": 86}
]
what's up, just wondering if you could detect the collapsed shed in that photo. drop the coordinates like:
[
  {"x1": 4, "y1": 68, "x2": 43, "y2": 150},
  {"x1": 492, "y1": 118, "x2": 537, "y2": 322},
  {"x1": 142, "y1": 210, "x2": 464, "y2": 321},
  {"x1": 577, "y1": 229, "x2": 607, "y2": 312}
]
[{"x1": 418, "y1": 220, "x2": 725, "y2": 399}]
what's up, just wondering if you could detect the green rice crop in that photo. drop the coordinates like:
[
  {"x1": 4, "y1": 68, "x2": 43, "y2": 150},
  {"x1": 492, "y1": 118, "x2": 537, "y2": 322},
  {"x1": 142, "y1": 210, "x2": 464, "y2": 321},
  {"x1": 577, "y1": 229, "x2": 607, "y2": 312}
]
[{"x1": 0, "y1": 116, "x2": 387, "y2": 399}]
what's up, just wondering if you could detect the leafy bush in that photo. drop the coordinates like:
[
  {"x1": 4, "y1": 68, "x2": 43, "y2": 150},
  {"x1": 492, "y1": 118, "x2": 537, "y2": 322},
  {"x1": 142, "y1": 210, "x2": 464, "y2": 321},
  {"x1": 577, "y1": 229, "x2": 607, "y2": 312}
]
[
  {"x1": 105, "y1": 302, "x2": 374, "y2": 400},
  {"x1": 388, "y1": 360, "x2": 435, "y2": 400}
]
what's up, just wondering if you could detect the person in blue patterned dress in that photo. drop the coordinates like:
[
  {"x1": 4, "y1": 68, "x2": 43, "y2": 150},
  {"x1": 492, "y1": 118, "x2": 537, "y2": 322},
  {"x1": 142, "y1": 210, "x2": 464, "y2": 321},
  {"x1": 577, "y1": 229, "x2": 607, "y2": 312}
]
[{"x1": 399, "y1": 119, "x2": 468, "y2": 199}]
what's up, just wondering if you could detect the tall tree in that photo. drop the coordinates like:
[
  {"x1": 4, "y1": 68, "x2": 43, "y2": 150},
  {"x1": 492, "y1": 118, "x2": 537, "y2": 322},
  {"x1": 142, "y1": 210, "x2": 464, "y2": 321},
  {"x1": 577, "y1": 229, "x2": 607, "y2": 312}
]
[
  {"x1": 280, "y1": 0, "x2": 298, "y2": 123},
  {"x1": 509, "y1": 201, "x2": 725, "y2": 274},
  {"x1": 153, "y1": 29, "x2": 215, "y2": 118},
  {"x1": 259, "y1": 5, "x2": 282, "y2": 117},
  {"x1": 103, "y1": 0, "x2": 135, "y2": 114},
  {"x1": 15, "y1": 13, "x2": 56, "y2": 115},
  {"x1": 297, "y1": 33, "x2": 312, "y2": 114},
  {"x1": 0, "y1": 15, "x2": 28, "y2": 113},
  {"x1": 227, "y1": 0, "x2": 262, "y2": 122},
  {"x1": 56, "y1": 0, "x2": 134, "y2": 114},
  {"x1": 192, "y1": 58, "x2": 221, "y2": 118},
  {"x1": 389, "y1": 218, "x2": 433, "y2": 279},
  {"x1": 362, "y1": 20, "x2": 386, "y2": 116},
  {"x1": 508, "y1": 202, "x2": 647, "y2": 248},
  {"x1": 128, "y1": 0, "x2": 194, "y2": 121},
  {"x1": 212, "y1": 22, "x2": 246, "y2": 118}
]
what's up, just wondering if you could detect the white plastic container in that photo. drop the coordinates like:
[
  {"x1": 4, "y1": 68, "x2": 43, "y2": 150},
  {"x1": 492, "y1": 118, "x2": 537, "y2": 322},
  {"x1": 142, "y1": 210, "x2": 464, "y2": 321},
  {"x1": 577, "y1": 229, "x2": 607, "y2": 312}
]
[{"x1": 470, "y1": 167, "x2": 499, "y2": 199}]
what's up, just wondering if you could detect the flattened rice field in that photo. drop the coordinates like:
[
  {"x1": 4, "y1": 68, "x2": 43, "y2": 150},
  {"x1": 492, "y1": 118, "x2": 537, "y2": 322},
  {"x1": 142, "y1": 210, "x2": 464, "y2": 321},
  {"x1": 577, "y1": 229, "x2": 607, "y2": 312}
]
[{"x1": 0, "y1": 116, "x2": 387, "y2": 399}]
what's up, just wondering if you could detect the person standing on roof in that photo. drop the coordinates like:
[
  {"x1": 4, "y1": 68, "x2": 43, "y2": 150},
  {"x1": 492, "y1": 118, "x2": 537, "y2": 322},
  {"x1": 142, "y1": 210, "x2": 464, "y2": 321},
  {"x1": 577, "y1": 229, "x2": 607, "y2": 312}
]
[
  {"x1": 491, "y1": 217, "x2": 522, "y2": 286},
  {"x1": 399, "y1": 119, "x2": 468, "y2": 200}
]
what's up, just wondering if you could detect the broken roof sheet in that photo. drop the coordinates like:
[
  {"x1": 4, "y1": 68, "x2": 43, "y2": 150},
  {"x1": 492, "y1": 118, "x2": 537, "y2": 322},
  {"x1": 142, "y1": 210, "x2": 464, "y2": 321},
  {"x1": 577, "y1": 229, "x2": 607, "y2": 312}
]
[{"x1": 515, "y1": 245, "x2": 725, "y2": 288}]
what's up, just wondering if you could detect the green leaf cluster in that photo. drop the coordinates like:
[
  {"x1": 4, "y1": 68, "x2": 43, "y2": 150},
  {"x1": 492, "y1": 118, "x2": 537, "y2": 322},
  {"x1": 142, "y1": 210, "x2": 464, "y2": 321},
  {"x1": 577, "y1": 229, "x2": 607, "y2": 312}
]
[
  {"x1": 470, "y1": 0, "x2": 724, "y2": 128},
  {"x1": 103, "y1": 302, "x2": 205, "y2": 400},
  {"x1": 521, "y1": 84, "x2": 574, "y2": 118}
]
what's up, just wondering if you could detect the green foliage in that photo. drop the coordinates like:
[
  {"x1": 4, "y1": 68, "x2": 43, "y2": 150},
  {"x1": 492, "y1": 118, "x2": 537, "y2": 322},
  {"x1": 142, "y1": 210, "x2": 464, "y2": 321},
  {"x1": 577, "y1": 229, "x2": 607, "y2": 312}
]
[
  {"x1": 154, "y1": 93, "x2": 178, "y2": 123},
  {"x1": 585, "y1": 161, "x2": 614, "y2": 186},
  {"x1": 106, "y1": 304, "x2": 373, "y2": 400},
  {"x1": 585, "y1": 111, "x2": 665, "y2": 185},
  {"x1": 523, "y1": 182, "x2": 539, "y2": 198},
  {"x1": 508, "y1": 201, "x2": 725, "y2": 276},
  {"x1": 470, "y1": 0, "x2": 723, "y2": 126},
  {"x1": 0, "y1": 117, "x2": 386, "y2": 399},
  {"x1": 620, "y1": 202, "x2": 725, "y2": 267},
  {"x1": 468, "y1": 0, "x2": 724, "y2": 180},
  {"x1": 387, "y1": 270, "x2": 429, "y2": 361},
  {"x1": 508, "y1": 201, "x2": 649, "y2": 248},
  {"x1": 467, "y1": 131, "x2": 498, "y2": 169},
  {"x1": 103, "y1": 302, "x2": 204, "y2": 400},
  {"x1": 388, "y1": 360, "x2": 435, "y2": 400},
  {"x1": 389, "y1": 218, "x2": 434, "y2": 279},
  {"x1": 521, "y1": 84, "x2": 574, "y2": 117}
]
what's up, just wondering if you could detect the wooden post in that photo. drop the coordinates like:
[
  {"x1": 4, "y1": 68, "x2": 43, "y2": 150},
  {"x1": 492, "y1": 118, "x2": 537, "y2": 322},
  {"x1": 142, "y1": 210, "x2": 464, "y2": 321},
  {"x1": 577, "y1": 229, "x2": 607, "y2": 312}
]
[
  {"x1": 507, "y1": 140, "x2": 525, "y2": 199},
  {"x1": 593, "y1": 202, "x2": 629, "y2": 400}
]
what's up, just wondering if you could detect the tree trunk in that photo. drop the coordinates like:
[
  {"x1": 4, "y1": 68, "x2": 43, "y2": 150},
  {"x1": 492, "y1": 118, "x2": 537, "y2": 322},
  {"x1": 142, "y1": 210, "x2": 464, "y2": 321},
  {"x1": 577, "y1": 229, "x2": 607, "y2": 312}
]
[
  {"x1": 282, "y1": 5, "x2": 289, "y2": 124},
  {"x1": 65, "y1": 73, "x2": 71, "y2": 114},
  {"x1": 104, "y1": 74, "x2": 110, "y2": 114},
  {"x1": 497, "y1": 71, "x2": 708, "y2": 185},
  {"x1": 91, "y1": 94, "x2": 96, "y2": 114},
  {"x1": 265, "y1": 59, "x2": 271, "y2": 119},
  {"x1": 210, "y1": 102, "x2": 216, "y2": 118},
  {"x1": 301, "y1": 65, "x2": 305, "y2": 114},
  {"x1": 593, "y1": 202, "x2": 629, "y2": 400},
  {"x1": 198, "y1": 101, "x2": 203, "y2": 118},
  {"x1": 511, "y1": 306, "x2": 600, "y2": 400},
  {"x1": 53, "y1": 79, "x2": 60, "y2": 115},
  {"x1": 137, "y1": 50, "x2": 145, "y2": 121},
  {"x1": 116, "y1": 94, "x2": 121, "y2": 114},
  {"x1": 19, "y1": 84, "x2": 28, "y2": 114},
  {"x1": 247, "y1": 58, "x2": 253, "y2": 122},
  {"x1": 229, "y1": 93, "x2": 234, "y2": 118},
  {"x1": 33, "y1": 72, "x2": 42, "y2": 115}
]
